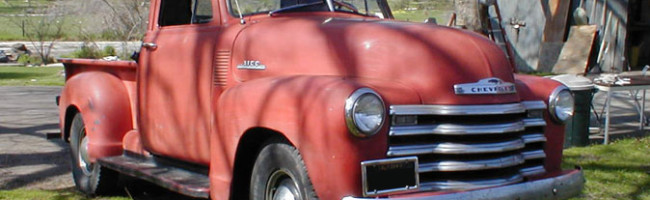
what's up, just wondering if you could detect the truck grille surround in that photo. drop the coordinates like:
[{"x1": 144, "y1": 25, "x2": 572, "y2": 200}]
[{"x1": 388, "y1": 101, "x2": 547, "y2": 192}]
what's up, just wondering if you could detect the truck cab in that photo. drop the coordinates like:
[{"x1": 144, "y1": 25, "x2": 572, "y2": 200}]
[{"x1": 57, "y1": 0, "x2": 584, "y2": 199}]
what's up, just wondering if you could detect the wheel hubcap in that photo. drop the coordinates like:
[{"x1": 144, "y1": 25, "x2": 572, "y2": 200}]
[
  {"x1": 267, "y1": 170, "x2": 301, "y2": 200},
  {"x1": 78, "y1": 130, "x2": 93, "y2": 175}
]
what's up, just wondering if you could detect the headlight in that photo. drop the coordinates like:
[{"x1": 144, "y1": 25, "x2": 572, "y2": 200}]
[
  {"x1": 549, "y1": 86, "x2": 574, "y2": 123},
  {"x1": 345, "y1": 88, "x2": 386, "y2": 137}
]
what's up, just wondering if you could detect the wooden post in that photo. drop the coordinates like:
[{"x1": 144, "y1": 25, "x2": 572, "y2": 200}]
[
  {"x1": 454, "y1": 0, "x2": 488, "y2": 34},
  {"x1": 539, "y1": 0, "x2": 571, "y2": 72},
  {"x1": 542, "y1": 0, "x2": 571, "y2": 42}
]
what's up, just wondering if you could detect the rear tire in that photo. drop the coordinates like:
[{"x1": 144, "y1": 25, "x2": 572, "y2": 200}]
[
  {"x1": 69, "y1": 113, "x2": 119, "y2": 196},
  {"x1": 250, "y1": 141, "x2": 318, "y2": 200}
]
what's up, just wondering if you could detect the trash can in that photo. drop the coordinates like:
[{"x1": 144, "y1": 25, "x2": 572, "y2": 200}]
[{"x1": 550, "y1": 74, "x2": 595, "y2": 148}]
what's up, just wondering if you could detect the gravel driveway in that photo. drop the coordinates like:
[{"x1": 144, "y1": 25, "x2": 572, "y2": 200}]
[
  {"x1": 0, "y1": 86, "x2": 194, "y2": 200},
  {"x1": 0, "y1": 86, "x2": 72, "y2": 190}
]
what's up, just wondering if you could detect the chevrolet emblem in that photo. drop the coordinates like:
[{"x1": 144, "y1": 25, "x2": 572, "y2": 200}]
[{"x1": 454, "y1": 78, "x2": 516, "y2": 95}]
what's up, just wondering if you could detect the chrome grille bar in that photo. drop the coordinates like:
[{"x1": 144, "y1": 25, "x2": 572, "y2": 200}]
[
  {"x1": 522, "y1": 134, "x2": 547, "y2": 143},
  {"x1": 418, "y1": 155, "x2": 525, "y2": 172},
  {"x1": 387, "y1": 139, "x2": 525, "y2": 156},
  {"x1": 523, "y1": 118, "x2": 546, "y2": 127},
  {"x1": 390, "y1": 103, "x2": 526, "y2": 115},
  {"x1": 522, "y1": 150, "x2": 546, "y2": 160},
  {"x1": 522, "y1": 101, "x2": 547, "y2": 110},
  {"x1": 419, "y1": 174, "x2": 524, "y2": 191},
  {"x1": 389, "y1": 121, "x2": 526, "y2": 136},
  {"x1": 520, "y1": 166, "x2": 546, "y2": 177}
]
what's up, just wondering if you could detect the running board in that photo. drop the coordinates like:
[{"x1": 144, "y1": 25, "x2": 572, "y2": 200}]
[{"x1": 98, "y1": 155, "x2": 210, "y2": 198}]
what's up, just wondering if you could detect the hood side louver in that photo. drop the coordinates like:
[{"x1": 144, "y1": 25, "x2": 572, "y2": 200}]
[{"x1": 214, "y1": 50, "x2": 231, "y2": 87}]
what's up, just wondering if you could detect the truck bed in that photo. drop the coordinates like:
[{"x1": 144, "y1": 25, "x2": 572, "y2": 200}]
[
  {"x1": 59, "y1": 58, "x2": 139, "y2": 130},
  {"x1": 59, "y1": 58, "x2": 137, "y2": 81}
]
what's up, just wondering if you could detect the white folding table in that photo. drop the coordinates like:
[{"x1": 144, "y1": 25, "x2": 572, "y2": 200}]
[{"x1": 594, "y1": 76, "x2": 650, "y2": 144}]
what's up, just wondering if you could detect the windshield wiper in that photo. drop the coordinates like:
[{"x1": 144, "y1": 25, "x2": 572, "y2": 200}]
[{"x1": 269, "y1": 1, "x2": 325, "y2": 16}]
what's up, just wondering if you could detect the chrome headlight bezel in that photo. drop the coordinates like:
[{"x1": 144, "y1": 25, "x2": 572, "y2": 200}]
[
  {"x1": 548, "y1": 86, "x2": 575, "y2": 123},
  {"x1": 345, "y1": 88, "x2": 386, "y2": 138}
]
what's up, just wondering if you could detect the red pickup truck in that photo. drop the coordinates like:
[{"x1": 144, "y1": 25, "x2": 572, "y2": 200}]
[{"x1": 57, "y1": 0, "x2": 584, "y2": 199}]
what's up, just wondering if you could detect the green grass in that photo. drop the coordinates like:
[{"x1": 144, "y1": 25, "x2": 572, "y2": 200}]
[
  {"x1": 0, "y1": 66, "x2": 64, "y2": 86},
  {"x1": 523, "y1": 71, "x2": 556, "y2": 77},
  {"x1": 0, "y1": 188, "x2": 129, "y2": 200},
  {"x1": 392, "y1": 9, "x2": 453, "y2": 24},
  {"x1": 0, "y1": 17, "x2": 25, "y2": 40},
  {"x1": 0, "y1": 1, "x2": 87, "y2": 41},
  {"x1": 562, "y1": 136, "x2": 650, "y2": 200},
  {"x1": 0, "y1": 16, "x2": 88, "y2": 41},
  {"x1": 0, "y1": 0, "x2": 50, "y2": 14}
]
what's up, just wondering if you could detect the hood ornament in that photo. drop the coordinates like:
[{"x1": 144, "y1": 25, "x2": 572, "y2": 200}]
[{"x1": 454, "y1": 78, "x2": 516, "y2": 95}]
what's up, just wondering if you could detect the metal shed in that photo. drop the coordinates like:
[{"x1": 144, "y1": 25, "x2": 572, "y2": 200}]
[{"x1": 492, "y1": 0, "x2": 649, "y2": 73}]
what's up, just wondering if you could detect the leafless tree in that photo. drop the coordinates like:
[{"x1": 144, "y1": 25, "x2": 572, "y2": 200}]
[
  {"x1": 8, "y1": 1, "x2": 66, "y2": 65},
  {"x1": 66, "y1": 0, "x2": 148, "y2": 58},
  {"x1": 99, "y1": 0, "x2": 149, "y2": 57},
  {"x1": 99, "y1": 0, "x2": 148, "y2": 41},
  {"x1": 72, "y1": 0, "x2": 148, "y2": 58}
]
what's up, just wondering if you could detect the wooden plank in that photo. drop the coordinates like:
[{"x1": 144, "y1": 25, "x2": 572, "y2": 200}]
[
  {"x1": 552, "y1": 25, "x2": 598, "y2": 74},
  {"x1": 542, "y1": 0, "x2": 571, "y2": 42},
  {"x1": 538, "y1": 42, "x2": 565, "y2": 72}
]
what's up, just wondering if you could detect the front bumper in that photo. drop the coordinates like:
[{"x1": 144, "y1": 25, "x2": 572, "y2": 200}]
[{"x1": 343, "y1": 169, "x2": 584, "y2": 200}]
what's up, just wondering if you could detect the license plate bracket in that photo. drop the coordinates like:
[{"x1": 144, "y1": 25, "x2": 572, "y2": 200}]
[{"x1": 361, "y1": 157, "x2": 419, "y2": 197}]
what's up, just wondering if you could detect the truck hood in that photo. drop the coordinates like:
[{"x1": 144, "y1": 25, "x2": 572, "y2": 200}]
[{"x1": 232, "y1": 15, "x2": 520, "y2": 105}]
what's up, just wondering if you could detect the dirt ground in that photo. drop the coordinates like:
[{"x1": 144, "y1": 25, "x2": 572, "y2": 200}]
[
  {"x1": 0, "y1": 86, "x2": 73, "y2": 190},
  {"x1": 0, "y1": 86, "x2": 201, "y2": 200}
]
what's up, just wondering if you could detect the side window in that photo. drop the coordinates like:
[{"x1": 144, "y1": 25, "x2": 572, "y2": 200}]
[
  {"x1": 159, "y1": 0, "x2": 213, "y2": 26},
  {"x1": 336, "y1": 0, "x2": 384, "y2": 17},
  {"x1": 235, "y1": 0, "x2": 281, "y2": 15},
  {"x1": 193, "y1": 0, "x2": 213, "y2": 23},
  {"x1": 388, "y1": 0, "x2": 453, "y2": 23}
]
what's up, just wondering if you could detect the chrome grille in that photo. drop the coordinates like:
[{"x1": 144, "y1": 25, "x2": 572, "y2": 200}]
[{"x1": 388, "y1": 101, "x2": 547, "y2": 191}]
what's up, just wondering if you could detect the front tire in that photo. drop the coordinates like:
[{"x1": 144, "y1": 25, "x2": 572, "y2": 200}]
[
  {"x1": 69, "y1": 113, "x2": 119, "y2": 195},
  {"x1": 250, "y1": 141, "x2": 318, "y2": 200}
]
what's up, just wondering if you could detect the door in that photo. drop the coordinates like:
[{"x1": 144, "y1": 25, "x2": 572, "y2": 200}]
[{"x1": 138, "y1": 0, "x2": 219, "y2": 165}]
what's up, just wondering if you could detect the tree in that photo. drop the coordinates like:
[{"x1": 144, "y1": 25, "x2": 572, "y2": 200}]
[
  {"x1": 8, "y1": 0, "x2": 67, "y2": 65},
  {"x1": 100, "y1": 0, "x2": 148, "y2": 42},
  {"x1": 100, "y1": 0, "x2": 148, "y2": 58},
  {"x1": 68, "y1": 0, "x2": 148, "y2": 58}
]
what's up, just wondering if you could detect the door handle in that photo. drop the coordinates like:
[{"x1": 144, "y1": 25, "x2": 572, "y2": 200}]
[{"x1": 142, "y1": 42, "x2": 158, "y2": 50}]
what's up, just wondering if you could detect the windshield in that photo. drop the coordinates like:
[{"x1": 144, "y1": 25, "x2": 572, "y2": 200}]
[{"x1": 230, "y1": 0, "x2": 390, "y2": 18}]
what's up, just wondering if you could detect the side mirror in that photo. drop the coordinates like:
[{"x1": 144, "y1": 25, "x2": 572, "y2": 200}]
[
  {"x1": 424, "y1": 17, "x2": 437, "y2": 24},
  {"x1": 131, "y1": 51, "x2": 140, "y2": 62}
]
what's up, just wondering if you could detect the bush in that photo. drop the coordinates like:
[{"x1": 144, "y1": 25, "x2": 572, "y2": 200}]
[
  {"x1": 99, "y1": 30, "x2": 123, "y2": 41},
  {"x1": 16, "y1": 54, "x2": 31, "y2": 65},
  {"x1": 69, "y1": 44, "x2": 119, "y2": 59},
  {"x1": 103, "y1": 46, "x2": 116, "y2": 56},
  {"x1": 16, "y1": 54, "x2": 50, "y2": 66},
  {"x1": 72, "y1": 45, "x2": 100, "y2": 59}
]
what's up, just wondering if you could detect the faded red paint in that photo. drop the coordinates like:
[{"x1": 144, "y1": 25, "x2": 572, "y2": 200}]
[
  {"x1": 57, "y1": 0, "x2": 578, "y2": 199},
  {"x1": 58, "y1": 59, "x2": 136, "y2": 161},
  {"x1": 515, "y1": 74, "x2": 567, "y2": 173}
]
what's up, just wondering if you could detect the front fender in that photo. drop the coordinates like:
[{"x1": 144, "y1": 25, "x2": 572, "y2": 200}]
[
  {"x1": 59, "y1": 71, "x2": 133, "y2": 161},
  {"x1": 515, "y1": 74, "x2": 566, "y2": 173},
  {"x1": 211, "y1": 75, "x2": 419, "y2": 199}
]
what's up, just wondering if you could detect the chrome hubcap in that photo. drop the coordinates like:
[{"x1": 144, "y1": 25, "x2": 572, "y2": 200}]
[
  {"x1": 266, "y1": 170, "x2": 301, "y2": 200},
  {"x1": 78, "y1": 130, "x2": 93, "y2": 175}
]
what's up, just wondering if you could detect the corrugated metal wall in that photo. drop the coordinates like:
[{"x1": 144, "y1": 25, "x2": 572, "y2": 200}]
[
  {"x1": 496, "y1": 0, "x2": 629, "y2": 73},
  {"x1": 495, "y1": 0, "x2": 547, "y2": 72},
  {"x1": 580, "y1": 0, "x2": 628, "y2": 72}
]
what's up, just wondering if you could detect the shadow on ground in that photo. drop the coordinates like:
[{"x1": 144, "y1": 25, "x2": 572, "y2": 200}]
[{"x1": 0, "y1": 123, "x2": 70, "y2": 190}]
